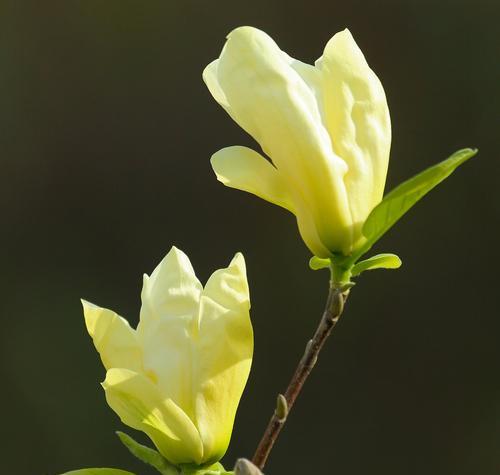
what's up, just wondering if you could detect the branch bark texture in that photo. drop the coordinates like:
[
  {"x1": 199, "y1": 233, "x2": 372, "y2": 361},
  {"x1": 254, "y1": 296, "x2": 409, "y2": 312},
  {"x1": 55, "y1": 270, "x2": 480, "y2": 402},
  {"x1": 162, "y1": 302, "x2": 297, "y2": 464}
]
[{"x1": 252, "y1": 284, "x2": 349, "y2": 470}]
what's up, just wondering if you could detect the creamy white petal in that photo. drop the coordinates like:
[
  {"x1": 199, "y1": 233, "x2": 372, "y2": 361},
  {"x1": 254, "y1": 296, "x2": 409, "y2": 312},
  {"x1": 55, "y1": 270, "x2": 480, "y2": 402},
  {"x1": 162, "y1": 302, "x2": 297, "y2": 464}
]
[
  {"x1": 138, "y1": 313, "x2": 196, "y2": 421},
  {"x1": 194, "y1": 297, "x2": 253, "y2": 463},
  {"x1": 103, "y1": 368, "x2": 204, "y2": 464},
  {"x1": 211, "y1": 145, "x2": 294, "y2": 212},
  {"x1": 203, "y1": 252, "x2": 250, "y2": 313},
  {"x1": 138, "y1": 247, "x2": 202, "y2": 331},
  {"x1": 293, "y1": 200, "x2": 334, "y2": 257},
  {"x1": 203, "y1": 59, "x2": 233, "y2": 115},
  {"x1": 82, "y1": 300, "x2": 141, "y2": 372},
  {"x1": 137, "y1": 249, "x2": 203, "y2": 418},
  {"x1": 317, "y1": 29, "x2": 391, "y2": 231},
  {"x1": 193, "y1": 253, "x2": 253, "y2": 462},
  {"x1": 215, "y1": 27, "x2": 345, "y2": 181},
  {"x1": 286, "y1": 56, "x2": 326, "y2": 122}
]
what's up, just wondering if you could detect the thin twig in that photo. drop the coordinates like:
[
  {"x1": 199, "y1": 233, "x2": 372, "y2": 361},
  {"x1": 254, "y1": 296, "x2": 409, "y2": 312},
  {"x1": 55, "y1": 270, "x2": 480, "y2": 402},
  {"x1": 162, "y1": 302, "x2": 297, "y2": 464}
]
[{"x1": 252, "y1": 283, "x2": 349, "y2": 470}]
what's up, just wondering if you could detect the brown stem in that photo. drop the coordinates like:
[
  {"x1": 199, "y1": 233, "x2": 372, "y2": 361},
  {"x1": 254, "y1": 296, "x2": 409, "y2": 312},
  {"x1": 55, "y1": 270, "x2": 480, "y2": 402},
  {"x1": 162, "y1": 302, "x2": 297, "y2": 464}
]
[{"x1": 252, "y1": 283, "x2": 349, "y2": 470}]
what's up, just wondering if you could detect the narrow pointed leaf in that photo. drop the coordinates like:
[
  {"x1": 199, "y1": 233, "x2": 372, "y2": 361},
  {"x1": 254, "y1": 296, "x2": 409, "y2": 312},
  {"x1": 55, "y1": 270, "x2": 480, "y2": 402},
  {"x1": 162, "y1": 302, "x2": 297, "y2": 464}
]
[
  {"x1": 61, "y1": 470, "x2": 135, "y2": 475},
  {"x1": 117, "y1": 431, "x2": 179, "y2": 475},
  {"x1": 353, "y1": 148, "x2": 476, "y2": 260},
  {"x1": 351, "y1": 253, "x2": 402, "y2": 277}
]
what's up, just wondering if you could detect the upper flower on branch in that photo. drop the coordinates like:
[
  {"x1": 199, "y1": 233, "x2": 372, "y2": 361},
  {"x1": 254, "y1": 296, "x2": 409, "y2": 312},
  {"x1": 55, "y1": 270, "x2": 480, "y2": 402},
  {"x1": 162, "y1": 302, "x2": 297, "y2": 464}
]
[{"x1": 204, "y1": 26, "x2": 391, "y2": 258}]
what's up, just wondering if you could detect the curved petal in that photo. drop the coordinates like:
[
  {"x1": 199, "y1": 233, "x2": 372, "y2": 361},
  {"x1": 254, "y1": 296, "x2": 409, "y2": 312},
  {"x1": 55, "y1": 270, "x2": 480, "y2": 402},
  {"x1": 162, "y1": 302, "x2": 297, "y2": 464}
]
[
  {"x1": 137, "y1": 248, "x2": 202, "y2": 418},
  {"x1": 207, "y1": 26, "x2": 354, "y2": 255},
  {"x1": 287, "y1": 57, "x2": 326, "y2": 122},
  {"x1": 103, "y1": 369, "x2": 203, "y2": 465},
  {"x1": 203, "y1": 59, "x2": 231, "y2": 110},
  {"x1": 293, "y1": 201, "x2": 333, "y2": 258},
  {"x1": 82, "y1": 300, "x2": 141, "y2": 373},
  {"x1": 203, "y1": 252, "x2": 250, "y2": 313},
  {"x1": 138, "y1": 247, "x2": 202, "y2": 331},
  {"x1": 214, "y1": 27, "x2": 338, "y2": 179},
  {"x1": 193, "y1": 253, "x2": 253, "y2": 461},
  {"x1": 138, "y1": 312, "x2": 197, "y2": 423},
  {"x1": 211, "y1": 145, "x2": 294, "y2": 212},
  {"x1": 317, "y1": 29, "x2": 391, "y2": 230}
]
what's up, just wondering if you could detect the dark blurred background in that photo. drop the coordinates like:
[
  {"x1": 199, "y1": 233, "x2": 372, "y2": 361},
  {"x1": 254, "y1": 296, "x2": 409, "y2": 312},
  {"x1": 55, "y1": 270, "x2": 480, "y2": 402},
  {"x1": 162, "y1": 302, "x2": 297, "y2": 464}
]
[{"x1": 0, "y1": 1, "x2": 498, "y2": 474}]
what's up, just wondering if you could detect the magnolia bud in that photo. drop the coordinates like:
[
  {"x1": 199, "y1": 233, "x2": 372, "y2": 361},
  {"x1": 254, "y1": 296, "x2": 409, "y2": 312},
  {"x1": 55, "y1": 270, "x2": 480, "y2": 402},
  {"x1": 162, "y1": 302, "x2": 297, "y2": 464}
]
[{"x1": 234, "y1": 458, "x2": 263, "y2": 475}]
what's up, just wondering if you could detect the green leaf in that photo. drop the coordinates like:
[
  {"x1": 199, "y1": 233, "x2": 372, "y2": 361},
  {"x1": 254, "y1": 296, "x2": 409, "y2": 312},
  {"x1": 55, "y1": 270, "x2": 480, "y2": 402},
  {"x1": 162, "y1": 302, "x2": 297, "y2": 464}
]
[
  {"x1": 117, "y1": 431, "x2": 179, "y2": 475},
  {"x1": 61, "y1": 470, "x2": 135, "y2": 475},
  {"x1": 354, "y1": 147, "x2": 477, "y2": 261},
  {"x1": 351, "y1": 253, "x2": 402, "y2": 277},
  {"x1": 309, "y1": 256, "x2": 331, "y2": 270}
]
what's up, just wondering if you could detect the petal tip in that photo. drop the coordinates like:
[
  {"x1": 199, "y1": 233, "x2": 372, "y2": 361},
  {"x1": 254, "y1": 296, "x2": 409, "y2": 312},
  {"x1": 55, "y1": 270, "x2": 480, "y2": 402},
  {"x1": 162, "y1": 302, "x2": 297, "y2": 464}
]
[
  {"x1": 161, "y1": 245, "x2": 191, "y2": 270},
  {"x1": 329, "y1": 28, "x2": 358, "y2": 50},
  {"x1": 202, "y1": 59, "x2": 218, "y2": 83},
  {"x1": 226, "y1": 25, "x2": 258, "y2": 40},
  {"x1": 81, "y1": 299, "x2": 102, "y2": 334},
  {"x1": 230, "y1": 252, "x2": 246, "y2": 271}
]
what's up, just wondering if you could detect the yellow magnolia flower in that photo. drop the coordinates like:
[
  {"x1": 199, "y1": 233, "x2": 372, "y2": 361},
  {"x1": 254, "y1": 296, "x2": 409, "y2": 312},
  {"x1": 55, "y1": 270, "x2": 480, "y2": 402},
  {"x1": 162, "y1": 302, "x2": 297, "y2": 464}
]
[
  {"x1": 82, "y1": 247, "x2": 253, "y2": 467},
  {"x1": 204, "y1": 27, "x2": 391, "y2": 258}
]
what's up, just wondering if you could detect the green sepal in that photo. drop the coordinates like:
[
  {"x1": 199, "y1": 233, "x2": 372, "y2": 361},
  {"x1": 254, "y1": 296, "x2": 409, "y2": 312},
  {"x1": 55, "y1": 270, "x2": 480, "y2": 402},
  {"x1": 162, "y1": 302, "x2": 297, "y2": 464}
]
[
  {"x1": 352, "y1": 147, "x2": 477, "y2": 263},
  {"x1": 309, "y1": 256, "x2": 331, "y2": 270},
  {"x1": 117, "y1": 431, "x2": 179, "y2": 475},
  {"x1": 180, "y1": 462, "x2": 231, "y2": 475},
  {"x1": 61, "y1": 470, "x2": 135, "y2": 475},
  {"x1": 351, "y1": 253, "x2": 402, "y2": 277}
]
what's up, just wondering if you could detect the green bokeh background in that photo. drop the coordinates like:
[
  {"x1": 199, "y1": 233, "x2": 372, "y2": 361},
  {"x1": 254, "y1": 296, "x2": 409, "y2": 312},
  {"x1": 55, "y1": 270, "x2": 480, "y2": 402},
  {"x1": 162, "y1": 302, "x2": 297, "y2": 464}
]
[{"x1": 0, "y1": 1, "x2": 498, "y2": 474}]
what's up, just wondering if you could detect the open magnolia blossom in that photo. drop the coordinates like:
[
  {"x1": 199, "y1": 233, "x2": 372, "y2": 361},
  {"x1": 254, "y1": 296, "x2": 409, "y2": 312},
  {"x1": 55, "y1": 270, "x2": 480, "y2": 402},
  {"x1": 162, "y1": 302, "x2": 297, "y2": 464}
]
[
  {"x1": 82, "y1": 247, "x2": 253, "y2": 467},
  {"x1": 204, "y1": 26, "x2": 391, "y2": 258}
]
